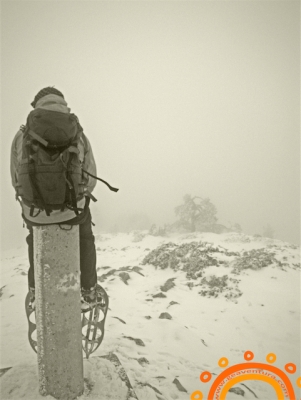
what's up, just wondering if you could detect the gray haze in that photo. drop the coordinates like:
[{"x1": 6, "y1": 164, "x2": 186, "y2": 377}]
[{"x1": 1, "y1": 1, "x2": 300, "y2": 251}]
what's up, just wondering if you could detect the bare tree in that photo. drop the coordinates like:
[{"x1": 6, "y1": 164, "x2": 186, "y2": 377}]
[{"x1": 175, "y1": 194, "x2": 218, "y2": 232}]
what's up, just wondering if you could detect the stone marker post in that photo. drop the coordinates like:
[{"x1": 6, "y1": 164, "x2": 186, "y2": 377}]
[{"x1": 33, "y1": 224, "x2": 84, "y2": 400}]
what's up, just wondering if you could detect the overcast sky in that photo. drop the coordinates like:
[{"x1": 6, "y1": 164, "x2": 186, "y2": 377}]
[{"x1": 1, "y1": 0, "x2": 300, "y2": 251}]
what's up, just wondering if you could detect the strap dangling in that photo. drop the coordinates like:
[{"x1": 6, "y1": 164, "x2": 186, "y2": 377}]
[{"x1": 81, "y1": 168, "x2": 119, "y2": 192}]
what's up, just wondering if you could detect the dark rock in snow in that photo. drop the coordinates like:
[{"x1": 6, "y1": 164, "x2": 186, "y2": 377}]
[
  {"x1": 119, "y1": 272, "x2": 130, "y2": 285},
  {"x1": 229, "y1": 387, "x2": 245, "y2": 396},
  {"x1": 139, "y1": 382, "x2": 162, "y2": 395},
  {"x1": 159, "y1": 312, "x2": 172, "y2": 320},
  {"x1": 0, "y1": 286, "x2": 6, "y2": 299},
  {"x1": 168, "y1": 301, "x2": 179, "y2": 308},
  {"x1": 137, "y1": 357, "x2": 149, "y2": 366},
  {"x1": 240, "y1": 383, "x2": 258, "y2": 398},
  {"x1": 118, "y1": 266, "x2": 132, "y2": 271},
  {"x1": 160, "y1": 278, "x2": 176, "y2": 292},
  {"x1": 123, "y1": 336, "x2": 145, "y2": 346},
  {"x1": 98, "y1": 269, "x2": 116, "y2": 282},
  {"x1": 112, "y1": 316, "x2": 126, "y2": 324},
  {"x1": 153, "y1": 292, "x2": 167, "y2": 298},
  {"x1": 172, "y1": 378, "x2": 187, "y2": 393},
  {"x1": 131, "y1": 266, "x2": 145, "y2": 276}
]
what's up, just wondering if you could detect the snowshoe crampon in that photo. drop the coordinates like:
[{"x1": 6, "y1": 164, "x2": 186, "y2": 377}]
[
  {"x1": 81, "y1": 286, "x2": 109, "y2": 358},
  {"x1": 25, "y1": 286, "x2": 109, "y2": 358},
  {"x1": 25, "y1": 292, "x2": 37, "y2": 353}
]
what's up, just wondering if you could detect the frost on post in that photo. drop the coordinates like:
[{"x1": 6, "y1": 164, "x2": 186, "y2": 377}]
[{"x1": 34, "y1": 224, "x2": 84, "y2": 400}]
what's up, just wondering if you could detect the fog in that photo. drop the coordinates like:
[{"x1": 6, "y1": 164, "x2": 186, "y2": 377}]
[{"x1": 1, "y1": 1, "x2": 300, "y2": 252}]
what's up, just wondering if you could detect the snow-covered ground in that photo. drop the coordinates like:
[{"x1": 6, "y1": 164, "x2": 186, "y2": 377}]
[{"x1": 0, "y1": 231, "x2": 300, "y2": 399}]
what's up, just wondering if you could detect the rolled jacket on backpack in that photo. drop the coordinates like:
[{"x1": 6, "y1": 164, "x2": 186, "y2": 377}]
[{"x1": 10, "y1": 94, "x2": 97, "y2": 224}]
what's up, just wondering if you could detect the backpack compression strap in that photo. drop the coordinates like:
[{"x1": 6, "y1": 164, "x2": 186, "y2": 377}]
[
  {"x1": 27, "y1": 163, "x2": 51, "y2": 216},
  {"x1": 65, "y1": 152, "x2": 81, "y2": 216},
  {"x1": 25, "y1": 143, "x2": 51, "y2": 217},
  {"x1": 28, "y1": 130, "x2": 49, "y2": 147},
  {"x1": 81, "y1": 169, "x2": 119, "y2": 192}
]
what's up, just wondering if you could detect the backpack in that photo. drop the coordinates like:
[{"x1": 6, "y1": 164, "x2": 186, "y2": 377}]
[{"x1": 16, "y1": 108, "x2": 86, "y2": 217}]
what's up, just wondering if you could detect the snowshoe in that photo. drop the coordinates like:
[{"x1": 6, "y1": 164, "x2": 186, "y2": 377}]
[
  {"x1": 25, "y1": 285, "x2": 109, "y2": 358},
  {"x1": 81, "y1": 285, "x2": 109, "y2": 358},
  {"x1": 25, "y1": 292, "x2": 37, "y2": 353}
]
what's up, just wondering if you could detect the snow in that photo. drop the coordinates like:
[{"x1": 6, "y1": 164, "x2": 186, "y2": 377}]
[{"x1": 0, "y1": 231, "x2": 300, "y2": 399}]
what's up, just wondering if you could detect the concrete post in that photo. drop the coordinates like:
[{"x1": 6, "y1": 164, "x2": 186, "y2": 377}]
[{"x1": 33, "y1": 224, "x2": 84, "y2": 400}]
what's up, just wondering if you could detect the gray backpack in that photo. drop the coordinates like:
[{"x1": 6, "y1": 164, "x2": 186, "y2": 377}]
[{"x1": 16, "y1": 108, "x2": 86, "y2": 217}]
